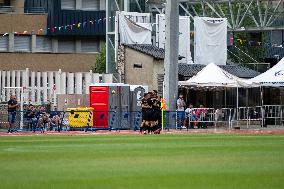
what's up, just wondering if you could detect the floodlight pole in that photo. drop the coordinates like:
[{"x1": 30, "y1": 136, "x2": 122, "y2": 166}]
[
  {"x1": 164, "y1": 0, "x2": 179, "y2": 111},
  {"x1": 106, "y1": 0, "x2": 110, "y2": 73}
]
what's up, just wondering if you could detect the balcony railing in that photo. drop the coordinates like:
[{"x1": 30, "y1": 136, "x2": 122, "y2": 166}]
[
  {"x1": 48, "y1": 10, "x2": 106, "y2": 36},
  {"x1": 0, "y1": 6, "x2": 14, "y2": 13},
  {"x1": 25, "y1": 7, "x2": 47, "y2": 14}
]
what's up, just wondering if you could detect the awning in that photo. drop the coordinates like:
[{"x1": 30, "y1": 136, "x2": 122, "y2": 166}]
[
  {"x1": 179, "y1": 63, "x2": 256, "y2": 88},
  {"x1": 249, "y1": 58, "x2": 284, "y2": 87}
]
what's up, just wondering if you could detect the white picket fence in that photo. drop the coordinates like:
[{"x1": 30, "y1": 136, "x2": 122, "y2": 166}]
[{"x1": 0, "y1": 69, "x2": 113, "y2": 104}]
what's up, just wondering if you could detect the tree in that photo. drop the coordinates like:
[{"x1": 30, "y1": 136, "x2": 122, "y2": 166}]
[{"x1": 92, "y1": 44, "x2": 106, "y2": 73}]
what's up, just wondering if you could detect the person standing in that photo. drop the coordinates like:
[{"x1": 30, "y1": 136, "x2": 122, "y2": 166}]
[
  {"x1": 140, "y1": 93, "x2": 151, "y2": 134},
  {"x1": 7, "y1": 95, "x2": 19, "y2": 133},
  {"x1": 176, "y1": 95, "x2": 186, "y2": 129}
]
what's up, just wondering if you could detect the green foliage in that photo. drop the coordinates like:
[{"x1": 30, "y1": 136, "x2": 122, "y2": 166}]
[
  {"x1": 228, "y1": 31, "x2": 270, "y2": 64},
  {"x1": 92, "y1": 43, "x2": 116, "y2": 74},
  {"x1": 0, "y1": 134, "x2": 284, "y2": 189},
  {"x1": 93, "y1": 44, "x2": 106, "y2": 74}
]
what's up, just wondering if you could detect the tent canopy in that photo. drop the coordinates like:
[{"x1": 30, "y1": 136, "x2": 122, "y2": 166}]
[
  {"x1": 249, "y1": 58, "x2": 284, "y2": 87},
  {"x1": 179, "y1": 63, "x2": 255, "y2": 87}
]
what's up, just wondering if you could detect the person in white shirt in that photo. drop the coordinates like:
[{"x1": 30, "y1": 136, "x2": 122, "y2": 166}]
[
  {"x1": 176, "y1": 95, "x2": 186, "y2": 129},
  {"x1": 184, "y1": 104, "x2": 197, "y2": 129}
]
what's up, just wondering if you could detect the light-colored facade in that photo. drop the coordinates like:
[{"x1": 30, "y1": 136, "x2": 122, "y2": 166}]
[
  {"x1": 0, "y1": 0, "x2": 105, "y2": 72},
  {"x1": 120, "y1": 46, "x2": 164, "y2": 93}
]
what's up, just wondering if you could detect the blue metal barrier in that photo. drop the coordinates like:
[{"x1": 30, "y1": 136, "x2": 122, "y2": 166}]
[{"x1": 1, "y1": 106, "x2": 283, "y2": 133}]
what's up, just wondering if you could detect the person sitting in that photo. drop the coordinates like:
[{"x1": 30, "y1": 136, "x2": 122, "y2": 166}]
[
  {"x1": 50, "y1": 114, "x2": 61, "y2": 132},
  {"x1": 49, "y1": 107, "x2": 62, "y2": 132},
  {"x1": 195, "y1": 104, "x2": 208, "y2": 128},
  {"x1": 26, "y1": 105, "x2": 38, "y2": 132},
  {"x1": 184, "y1": 104, "x2": 197, "y2": 129},
  {"x1": 37, "y1": 107, "x2": 51, "y2": 133}
]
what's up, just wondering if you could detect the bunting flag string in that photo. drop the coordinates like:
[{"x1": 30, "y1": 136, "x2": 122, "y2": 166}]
[
  {"x1": 1, "y1": 16, "x2": 283, "y2": 48},
  {"x1": 1, "y1": 15, "x2": 115, "y2": 37},
  {"x1": 232, "y1": 37, "x2": 283, "y2": 48},
  {"x1": 190, "y1": 32, "x2": 283, "y2": 48}
]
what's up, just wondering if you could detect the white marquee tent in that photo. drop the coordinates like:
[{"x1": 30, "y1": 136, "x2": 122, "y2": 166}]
[
  {"x1": 178, "y1": 63, "x2": 254, "y2": 87},
  {"x1": 178, "y1": 63, "x2": 259, "y2": 121},
  {"x1": 249, "y1": 57, "x2": 284, "y2": 87}
]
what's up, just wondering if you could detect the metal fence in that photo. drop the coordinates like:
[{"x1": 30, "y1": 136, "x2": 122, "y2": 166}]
[
  {"x1": 0, "y1": 110, "x2": 69, "y2": 132},
  {"x1": 235, "y1": 106, "x2": 263, "y2": 128},
  {"x1": 0, "y1": 105, "x2": 283, "y2": 132},
  {"x1": 263, "y1": 105, "x2": 284, "y2": 126},
  {"x1": 25, "y1": 7, "x2": 46, "y2": 14}
]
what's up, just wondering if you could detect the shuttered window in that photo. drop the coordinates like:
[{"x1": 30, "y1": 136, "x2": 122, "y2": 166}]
[
  {"x1": 58, "y1": 39, "x2": 75, "y2": 53},
  {"x1": 14, "y1": 36, "x2": 31, "y2": 52},
  {"x1": 0, "y1": 36, "x2": 8, "y2": 52},
  {"x1": 81, "y1": 39, "x2": 99, "y2": 53},
  {"x1": 36, "y1": 36, "x2": 52, "y2": 52},
  {"x1": 82, "y1": 0, "x2": 100, "y2": 10},
  {"x1": 61, "y1": 0, "x2": 76, "y2": 10}
]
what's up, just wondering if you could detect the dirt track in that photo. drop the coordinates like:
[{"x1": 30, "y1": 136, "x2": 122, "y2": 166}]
[{"x1": 1, "y1": 129, "x2": 284, "y2": 137}]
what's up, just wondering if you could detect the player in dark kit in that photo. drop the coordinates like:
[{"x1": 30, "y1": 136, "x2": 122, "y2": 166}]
[
  {"x1": 152, "y1": 95, "x2": 162, "y2": 134},
  {"x1": 150, "y1": 92, "x2": 161, "y2": 134},
  {"x1": 140, "y1": 93, "x2": 152, "y2": 134},
  {"x1": 7, "y1": 95, "x2": 19, "y2": 133},
  {"x1": 140, "y1": 91, "x2": 162, "y2": 135}
]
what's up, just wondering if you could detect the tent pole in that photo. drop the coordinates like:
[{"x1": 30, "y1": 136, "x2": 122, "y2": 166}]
[
  {"x1": 279, "y1": 88, "x2": 282, "y2": 105},
  {"x1": 246, "y1": 88, "x2": 249, "y2": 129},
  {"x1": 246, "y1": 88, "x2": 249, "y2": 107},
  {"x1": 224, "y1": 88, "x2": 227, "y2": 108},
  {"x1": 261, "y1": 86, "x2": 264, "y2": 127},
  {"x1": 236, "y1": 86, "x2": 239, "y2": 128},
  {"x1": 261, "y1": 86, "x2": 264, "y2": 107}
]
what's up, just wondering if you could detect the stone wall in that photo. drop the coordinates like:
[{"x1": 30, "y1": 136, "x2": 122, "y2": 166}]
[{"x1": 117, "y1": 45, "x2": 125, "y2": 83}]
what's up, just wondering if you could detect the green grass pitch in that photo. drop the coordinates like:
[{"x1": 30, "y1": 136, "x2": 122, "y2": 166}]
[{"x1": 0, "y1": 134, "x2": 283, "y2": 189}]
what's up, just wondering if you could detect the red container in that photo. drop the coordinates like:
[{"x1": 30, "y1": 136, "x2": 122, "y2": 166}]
[
  {"x1": 89, "y1": 83, "x2": 130, "y2": 129},
  {"x1": 89, "y1": 86, "x2": 109, "y2": 128}
]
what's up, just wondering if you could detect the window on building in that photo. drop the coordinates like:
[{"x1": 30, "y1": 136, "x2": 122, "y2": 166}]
[
  {"x1": 0, "y1": 36, "x2": 8, "y2": 52},
  {"x1": 14, "y1": 36, "x2": 31, "y2": 52},
  {"x1": 271, "y1": 31, "x2": 283, "y2": 45},
  {"x1": 81, "y1": 39, "x2": 99, "y2": 53},
  {"x1": 58, "y1": 39, "x2": 75, "y2": 53},
  {"x1": 61, "y1": 0, "x2": 76, "y2": 10},
  {"x1": 82, "y1": 0, "x2": 100, "y2": 10},
  {"x1": 0, "y1": 0, "x2": 11, "y2": 6},
  {"x1": 36, "y1": 36, "x2": 52, "y2": 52},
  {"x1": 0, "y1": 0, "x2": 12, "y2": 13}
]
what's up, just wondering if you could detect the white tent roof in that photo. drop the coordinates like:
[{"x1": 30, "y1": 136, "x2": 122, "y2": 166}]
[
  {"x1": 249, "y1": 57, "x2": 284, "y2": 87},
  {"x1": 179, "y1": 63, "x2": 255, "y2": 87}
]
